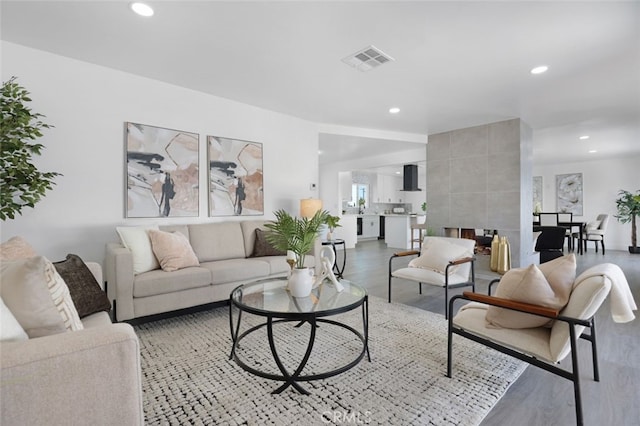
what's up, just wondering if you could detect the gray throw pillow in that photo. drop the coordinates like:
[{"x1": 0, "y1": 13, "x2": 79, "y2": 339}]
[
  {"x1": 53, "y1": 254, "x2": 111, "y2": 318},
  {"x1": 251, "y1": 229, "x2": 286, "y2": 257}
]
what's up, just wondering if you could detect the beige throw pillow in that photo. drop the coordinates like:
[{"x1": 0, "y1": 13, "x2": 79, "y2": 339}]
[
  {"x1": 0, "y1": 256, "x2": 83, "y2": 338},
  {"x1": 148, "y1": 229, "x2": 199, "y2": 272},
  {"x1": 409, "y1": 238, "x2": 470, "y2": 274},
  {"x1": 0, "y1": 296, "x2": 29, "y2": 342},
  {"x1": 0, "y1": 236, "x2": 38, "y2": 260},
  {"x1": 485, "y1": 254, "x2": 577, "y2": 329}
]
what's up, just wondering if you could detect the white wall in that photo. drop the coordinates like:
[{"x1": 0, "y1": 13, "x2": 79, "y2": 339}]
[
  {"x1": 533, "y1": 155, "x2": 640, "y2": 251},
  {"x1": 1, "y1": 42, "x2": 321, "y2": 263}
]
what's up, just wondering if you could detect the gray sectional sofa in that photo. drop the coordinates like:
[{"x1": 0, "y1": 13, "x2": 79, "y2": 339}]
[{"x1": 105, "y1": 220, "x2": 320, "y2": 322}]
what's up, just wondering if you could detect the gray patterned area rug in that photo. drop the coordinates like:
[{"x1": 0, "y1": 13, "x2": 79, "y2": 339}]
[{"x1": 135, "y1": 297, "x2": 526, "y2": 425}]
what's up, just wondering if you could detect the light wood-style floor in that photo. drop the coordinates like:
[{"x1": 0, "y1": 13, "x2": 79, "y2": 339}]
[{"x1": 341, "y1": 240, "x2": 640, "y2": 426}]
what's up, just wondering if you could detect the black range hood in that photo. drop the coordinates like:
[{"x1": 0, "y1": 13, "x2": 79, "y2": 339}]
[{"x1": 401, "y1": 164, "x2": 422, "y2": 191}]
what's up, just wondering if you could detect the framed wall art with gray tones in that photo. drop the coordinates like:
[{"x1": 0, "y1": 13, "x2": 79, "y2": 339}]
[
  {"x1": 533, "y1": 176, "x2": 542, "y2": 212},
  {"x1": 125, "y1": 122, "x2": 199, "y2": 218},
  {"x1": 556, "y1": 172, "x2": 583, "y2": 216},
  {"x1": 207, "y1": 136, "x2": 263, "y2": 216}
]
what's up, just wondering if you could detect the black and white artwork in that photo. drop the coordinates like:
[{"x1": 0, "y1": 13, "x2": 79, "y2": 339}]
[
  {"x1": 125, "y1": 122, "x2": 199, "y2": 218},
  {"x1": 556, "y1": 172, "x2": 583, "y2": 216},
  {"x1": 208, "y1": 136, "x2": 263, "y2": 216},
  {"x1": 533, "y1": 176, "x2": 542, "y2": 213}
]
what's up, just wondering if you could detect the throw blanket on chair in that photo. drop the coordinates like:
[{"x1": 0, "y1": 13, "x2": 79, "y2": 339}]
[{"x1": 575, "y1": 263, "x2": 637, "y2": 323}]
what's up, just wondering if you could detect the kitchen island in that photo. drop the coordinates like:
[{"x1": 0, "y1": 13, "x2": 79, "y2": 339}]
[{"x1": 384, "y1": 215, "x2": 415, "y2": 249}]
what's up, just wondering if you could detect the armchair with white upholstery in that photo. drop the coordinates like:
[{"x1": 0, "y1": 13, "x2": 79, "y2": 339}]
[
  {"x1": 388, "y1": 236, "x2": 476, "y2": 319},
  {"x1": 447, "y1": 261, "x2": 636, "y2": 426}
]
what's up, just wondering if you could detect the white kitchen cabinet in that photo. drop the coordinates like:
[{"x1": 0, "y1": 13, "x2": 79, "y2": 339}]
[
  {"x1": 359, "y1": 215, "x2": 380, "y2": 239},
  {"x1": 375, "y1": 174, "x2": 403, "y2": 203}
]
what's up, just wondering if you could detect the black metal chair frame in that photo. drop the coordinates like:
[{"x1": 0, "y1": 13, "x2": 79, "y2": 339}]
[
  {"x1": 388, "y1": 250, "x2": 475, "y2": 319},
  {"x1": 447, "y1": 286, "x2": 600, "y2": 426}
]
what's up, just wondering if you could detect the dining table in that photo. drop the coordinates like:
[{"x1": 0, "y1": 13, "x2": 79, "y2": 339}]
[{"x1": 533, "y1": 220, "x2": 585, "y2": 255}]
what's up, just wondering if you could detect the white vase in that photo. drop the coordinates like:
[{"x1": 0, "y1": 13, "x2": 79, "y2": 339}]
[{"x1": 288, "y1": 267, "x2": 314, "y2": 298}]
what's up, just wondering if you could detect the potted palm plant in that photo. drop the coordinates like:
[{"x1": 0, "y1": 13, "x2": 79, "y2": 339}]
[
  {"x1": 264, "y1": 209, "x2": 329, "y2": 296},
  {"x1": 614, "y1": 189, "x2": 640, "y2": 254}
]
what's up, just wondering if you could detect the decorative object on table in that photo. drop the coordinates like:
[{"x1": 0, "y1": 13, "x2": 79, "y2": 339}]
[
  {"x1": 286, "y1": 250, "x2": 296, "y2": 271},
  {"x1": 532, "y1": 176, "x2": 542, "y2": 214},
  {"x1": 314, "y1": 246, "x2": 344, "y2": 292},
  {"x1": 208, "y1": 135, "x2": 263, "y2": 217},
  {"x1": 614, "y1": 189, "x2": 640, "y2": 254},
  {"x1": 496, "y1": 236, "x2": 511, "y2": 275},
  {"x1": 421, "y1": 202, "x2": 427, "y2": 213},
  {"x1": 264, "y1": 208, "x2": 329, "y2": 297},
  {"x1": 490, "y1": 233, "x2": 500, "y2": 271},
  {"x1": 324, "y1": 215, "x2": 341, "y2": 241},
  {"x1": 1, "y1": 77, "x2": 60, "y2": 221},
  {"x1": 125, "y1": 122, "x2": 199, "y2": 218},
  {"x1": 556, "y1": 173, "x2": 583, "y2": 215}
]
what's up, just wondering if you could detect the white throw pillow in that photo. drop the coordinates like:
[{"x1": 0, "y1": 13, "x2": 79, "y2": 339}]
[
  {"x1": 409, "y1": 238, "x2": 471, "y2": 274},
  {"x1": 116, "y1": 225, "x2": 160, "y2": 274},
  {"x1": 148, "y1": 229, "x2": 199, "y2": 272},
  {"x1": 0, "y1": 296, "x2": 28, "y2": 342},
  {"x1": 0, "y1": 256, "x2": 83, "y2": 338}
]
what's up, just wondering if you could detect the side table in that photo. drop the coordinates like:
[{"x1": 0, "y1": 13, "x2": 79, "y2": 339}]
[{"x1": 321, "y1": 239, "x2": 346, "y2": 278}]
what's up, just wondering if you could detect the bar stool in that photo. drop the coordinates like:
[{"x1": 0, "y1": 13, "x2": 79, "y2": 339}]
[{"x1": 411, "y1": 223, "x2": 427, "y2": 250}]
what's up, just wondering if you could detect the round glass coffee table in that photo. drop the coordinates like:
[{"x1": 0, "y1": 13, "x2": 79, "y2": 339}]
[{"x1": 229, "y1": 277, "x2": 369, "y2": 394}]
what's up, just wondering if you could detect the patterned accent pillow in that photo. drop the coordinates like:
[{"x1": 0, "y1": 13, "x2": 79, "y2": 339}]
[
  {"x1": 251, "y1": 229, "x2": 286, "y2": 257},
  {"x1": 0, "y1": 236, "x2": 38, "y2": 260},
  {"x1": 53, "y1": 254, "x2": 112, "y2": 318},
  {"x1": 148, "y1": 230, "x2": 200, "y2": 272},
  {"x1": 0, "y1": 256, "x2": 83, "y2": 338}
]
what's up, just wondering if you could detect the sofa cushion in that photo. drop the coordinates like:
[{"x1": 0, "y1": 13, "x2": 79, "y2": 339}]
[
  {"x1": 0, "y1": 236, "x2": 38, "y2": 260},
  {"x1": 257, "y1": 256, "x2": 291, "y2": 276},
  {"x1": 148, "y1": 229, "x2": 200, "y2": 272},
  {"x1": 189, "y1": 222, "x2": 246, "y2": 262},
  {"x1": 116, "y1": 225, "x2": 160, "y2": 274},
  {"x1": 53, "y1": 254, "x2": 112, "y2": 318},
  {"x1": 133, "y1": 267, "x2": 212, "y2": 298},
  {"x1": 1, "y1": 296, "x2": 29, "y2": 341},
  {"x1": 251, "y1": 229, "x2": 286, "y2": 257},
  {"x1": 0, "y1": 256, "x2": 83, "y2": 338},
  {"x1": 200, "y1": 258, "x2": 271, "y2": 285},
  {"x1": 80, "y1": 310, "x2": 113, "y2": 329}
]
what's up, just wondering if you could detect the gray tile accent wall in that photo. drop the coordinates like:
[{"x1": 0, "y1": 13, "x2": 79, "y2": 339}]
[{"x1": 427, "y1": 118, "x2": 532, "y2": 267}]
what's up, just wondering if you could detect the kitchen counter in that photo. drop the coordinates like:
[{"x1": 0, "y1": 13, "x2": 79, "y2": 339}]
[{"x1": 384, "y1": 215, "x2": 413, "y2": 249}]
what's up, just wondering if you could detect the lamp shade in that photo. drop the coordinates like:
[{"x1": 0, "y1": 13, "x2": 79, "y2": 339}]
[{"x1": 300, "y1": 198, "x2": 322, "y2": 218}]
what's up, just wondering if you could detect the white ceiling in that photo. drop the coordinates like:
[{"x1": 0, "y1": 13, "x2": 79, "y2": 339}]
[{"x1": 2, "y1": 1, "x2": 639, "y2": 167}]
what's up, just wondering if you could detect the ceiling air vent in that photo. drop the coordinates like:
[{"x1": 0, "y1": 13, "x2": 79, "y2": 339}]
[{"x1": 341, "y1": 45, "x2": 394, "y2": 72}]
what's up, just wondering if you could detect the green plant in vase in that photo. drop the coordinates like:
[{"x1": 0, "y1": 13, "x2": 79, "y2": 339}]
[
  {"x1": 325, "y1": 215, "x2": 342, "y2": 240},
  {"x1": 614, "y1": 189, "x2": 640, "y2": 253},
  {"x1": 264, "y1": 209, "x2": 329, "y2": 268}
]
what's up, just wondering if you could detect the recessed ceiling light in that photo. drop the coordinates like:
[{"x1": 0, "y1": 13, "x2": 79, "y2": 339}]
[
  {"x1": 530, "y1": 65, "x2": 548, "y2": 75},
  {"x1": 588, "y1": 150, "x2": 598, "y2": 153},
  {"x1": 579, "y1": 135, "x2": 590, "y2": 140},
  {"x1": 395, "y1": 171, "x2": 402, "y2": 175},
  {"x1": 389, "y1": 107, "x2": 400, "y2": 114},
  {"x1": 130, "y1": 2, "x2": 154, "y2": 17}
]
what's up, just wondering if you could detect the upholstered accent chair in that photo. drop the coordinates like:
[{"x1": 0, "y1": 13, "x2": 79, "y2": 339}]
[
  {"x1": 575, "y1": 214, "x2": 609, "y2": 255},
  {"x1": 388, "y1": 236, "x2": 476, "y2": 319},
  {"x1": 447, "y1": 263, "x2": 618, "y2": 426}
]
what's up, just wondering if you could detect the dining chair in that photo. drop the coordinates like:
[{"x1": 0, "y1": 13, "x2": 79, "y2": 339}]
[
  {"x1": 578, "y1": 214, "x2": 609, "y2": 255},
  {"x1": 538, "y1": 212, "x2": 559, "y2": 227},
  {"x1": 558, "y1": 212, "x2": 573, "y2": 251}
]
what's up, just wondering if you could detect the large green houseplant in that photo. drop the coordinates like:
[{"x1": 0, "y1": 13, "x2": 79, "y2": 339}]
[
  {"x1": 264, "y1": 209, "x2": 329, "y2": 268},
  {"x1": 1, "y1": 77, "x2": 60, "y2": 220},
  {"x1": 614, "y1": 189, "x2": 640, "y2": 253}
]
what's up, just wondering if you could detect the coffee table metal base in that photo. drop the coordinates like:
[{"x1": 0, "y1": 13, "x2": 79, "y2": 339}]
[{"x1": 229, "y1": 297, "x2": 369, "y2": 395}]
